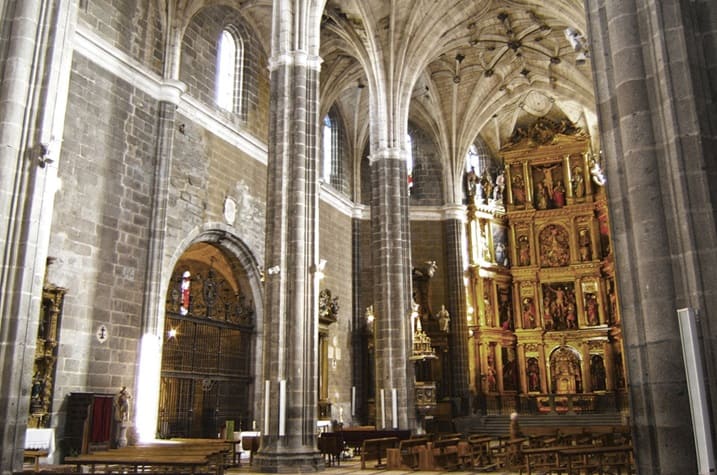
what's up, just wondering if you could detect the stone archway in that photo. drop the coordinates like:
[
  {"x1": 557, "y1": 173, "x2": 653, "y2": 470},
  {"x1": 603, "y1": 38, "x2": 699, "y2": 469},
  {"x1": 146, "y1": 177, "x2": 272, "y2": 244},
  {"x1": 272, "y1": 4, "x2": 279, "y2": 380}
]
[{"x1": 157, "y1": 241, "x2": 257, "y2": 438}]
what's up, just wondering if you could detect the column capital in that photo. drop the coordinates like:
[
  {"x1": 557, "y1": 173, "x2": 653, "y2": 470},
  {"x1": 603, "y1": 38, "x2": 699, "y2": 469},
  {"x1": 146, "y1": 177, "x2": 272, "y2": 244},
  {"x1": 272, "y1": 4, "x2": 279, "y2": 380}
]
[
  {"x1": 367, "y1": 147, "x2": 406, "y2": 164},
  {"x1": 442, "y1": 204, "x2": 467, "y2": 221},
  {"x1": 157, "y1": 79, "x2": 187, "y2": 105},
  {"x1": 268, "y1": 51, "x2": 322, "y2": 72}
]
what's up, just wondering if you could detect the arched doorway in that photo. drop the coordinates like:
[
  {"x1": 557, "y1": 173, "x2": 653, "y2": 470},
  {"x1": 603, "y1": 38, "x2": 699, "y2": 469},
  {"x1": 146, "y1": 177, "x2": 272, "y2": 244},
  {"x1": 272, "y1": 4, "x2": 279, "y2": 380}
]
[{"x1": 157, "y1": 242, "x2": 256, "y2": 438}]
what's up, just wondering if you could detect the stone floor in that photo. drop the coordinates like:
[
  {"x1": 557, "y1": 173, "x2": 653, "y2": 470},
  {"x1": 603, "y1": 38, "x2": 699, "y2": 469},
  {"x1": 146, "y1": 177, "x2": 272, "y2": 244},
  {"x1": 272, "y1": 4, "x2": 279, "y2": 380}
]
[{"x1": 227, "y1": 456, "x2": 520, "y2": 475}]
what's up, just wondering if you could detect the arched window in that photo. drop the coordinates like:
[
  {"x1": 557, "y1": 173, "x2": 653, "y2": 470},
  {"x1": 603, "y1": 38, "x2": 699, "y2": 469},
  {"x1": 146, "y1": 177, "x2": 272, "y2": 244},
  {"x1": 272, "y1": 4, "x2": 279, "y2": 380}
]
[
  {"x1": 321, "y1": 111, "x2": 344, "y2": 190},
  {"x1": 322, "y1": 115, "x2": 335, "y2": 182},
  {"x1": 216, "y1": 28, "x2": 244, "y2": 114}
]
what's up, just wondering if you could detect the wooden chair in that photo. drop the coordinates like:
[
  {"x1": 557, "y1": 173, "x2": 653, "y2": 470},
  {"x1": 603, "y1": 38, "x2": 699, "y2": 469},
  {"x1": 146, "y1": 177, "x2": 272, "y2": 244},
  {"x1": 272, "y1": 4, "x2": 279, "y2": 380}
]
[{"x1": 317, "y1": 432, "x2": 344, "y2": 466}]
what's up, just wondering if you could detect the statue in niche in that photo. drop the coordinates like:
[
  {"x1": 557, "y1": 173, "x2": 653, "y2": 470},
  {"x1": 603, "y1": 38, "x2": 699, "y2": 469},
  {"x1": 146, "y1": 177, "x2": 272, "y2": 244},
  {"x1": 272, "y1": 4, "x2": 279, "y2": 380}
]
[
  {"x1": 437, "y1": 305, "x2": 451, "y2": 332},
  {"x1": 478, "y1": 168, "x2": 493, "y2": 204},
  {"x1": 527, "y1": 357, "x2": 541, "y2": 392},
  {"x1": 502, "y1": 347, "x2": 518, "y2": 391},
  {"x1": 412, "y1": 260, "x2": 437, "y2": 318},
  {"x1": 578, "y1": 228, "x2": 592, "y2": 261},
  {"x1": 518, "y1": 235, "x2": 531, "y2": 266},
  {"x1": 498, "y1": 285, "x2": 513, "y2": 330},
  {"x1": 493, "y1": 170, "x2": 506, "y2": 202},
  {"x1": 585, "y1": 293, "x2": 599, "y2": 326},
  {"x1": 319, "y1": 288, "x2": 340, "y2": 323},
  {"x1": 486, "y1": 352, "x2": 497, "y2": 392},
  {"x1": 522, "y1": 297, "x2": 537, "y2": 329},
  {"x1": 552, "y1": 180, "x2": 566, "y2": 207},
  {"x1": 572, "y1": 166, "x2": 585, "y2": 198},
  {"x1": 465, "y1": 166, "x2": 478, "y2": 199},
  {"x1": 591, "y1": 355, "x2": 607, "y2": 391},
  {"x1": 511, "y1": 173, "x2": 526, "y2": 205}
]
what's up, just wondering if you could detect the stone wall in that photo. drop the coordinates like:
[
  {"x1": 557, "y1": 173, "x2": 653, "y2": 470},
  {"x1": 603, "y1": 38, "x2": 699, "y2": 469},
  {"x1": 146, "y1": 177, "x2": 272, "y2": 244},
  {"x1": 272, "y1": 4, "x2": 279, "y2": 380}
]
[
  {"x1": 47, "y1": 56, "x2": 157, "y2": 395},
  {"x1": 318, "y1": 200, "x2": 354, "y2": 422},
  {"x1": 180, "y1": 5, "x2": 270, "y2": 140},
  {"x1": 78, "y1": 0, "x2": 165, "y2": 76},
  {"x1": 411, "y1": 220, "x2": 447, "y2": 314}
]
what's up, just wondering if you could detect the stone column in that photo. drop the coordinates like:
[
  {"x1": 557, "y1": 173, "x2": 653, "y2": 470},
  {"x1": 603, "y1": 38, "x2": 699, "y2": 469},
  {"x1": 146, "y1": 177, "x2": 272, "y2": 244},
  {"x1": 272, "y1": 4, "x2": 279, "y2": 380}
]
[
  {"x1": 255, "y1": 2, "x2": 323, "y2": 469},
  {"x1": 587, "y1": 1, "x2": 714, "y2": 472},
  {"x1": 443, "y1": 205, "x2": 471, "y2": 415},
  {"x1": 368, "y1": 147, "x2": 415, "y2": 431},
  {"x1": 0, "y1": 1, "x2": 77, "y2": 473},
  {"x1": 134, "y1": 79, "x2": 186, "y2": 441}
]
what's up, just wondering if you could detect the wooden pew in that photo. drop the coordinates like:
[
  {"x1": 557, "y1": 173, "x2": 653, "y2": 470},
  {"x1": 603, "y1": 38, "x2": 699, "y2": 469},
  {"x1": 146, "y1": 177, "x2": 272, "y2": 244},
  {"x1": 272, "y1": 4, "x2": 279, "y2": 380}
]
[
  {"x1": 360, "y1": 437, "x2": 399, "y2": 469},
  {"x1": 431, "y1": 437, "x2": 461, "y2": 470},
  {"x1": 395, "y1": 437, "x2": 429, "y2": 469},
  {"x1": 467, "y1": 434, "x2": 494, "y2": 468}
]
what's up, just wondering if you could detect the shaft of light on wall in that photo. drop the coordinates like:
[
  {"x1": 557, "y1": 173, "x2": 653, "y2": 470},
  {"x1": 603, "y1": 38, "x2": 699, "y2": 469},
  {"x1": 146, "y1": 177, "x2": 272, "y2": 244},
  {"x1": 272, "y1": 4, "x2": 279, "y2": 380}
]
[
  {"x1": 136, "y1": 334, "x2": 162, "y2": 442},
  {"x1": 279, "y1": 379, "x2": 287, "y2": 436},
  {"x1": 264, "y1": 380, "x2": 270, "y2": 435},
  {"x1": 677, "y1": 308, "x2": 716, "y2": 474}
]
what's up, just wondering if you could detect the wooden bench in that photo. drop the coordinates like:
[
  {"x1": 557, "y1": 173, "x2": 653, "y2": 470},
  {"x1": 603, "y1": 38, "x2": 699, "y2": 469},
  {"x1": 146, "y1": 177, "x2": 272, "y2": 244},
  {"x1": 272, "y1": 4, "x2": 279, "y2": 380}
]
[
  {"x1": 360, "y1": 437, "x2": 399, "y2": 469},
  {"x1": 65, "y1": 439, "x2": 232, "y2": 474},
  {"x1": 24, "y1": 449, "x2": 49, "y2": 471}
]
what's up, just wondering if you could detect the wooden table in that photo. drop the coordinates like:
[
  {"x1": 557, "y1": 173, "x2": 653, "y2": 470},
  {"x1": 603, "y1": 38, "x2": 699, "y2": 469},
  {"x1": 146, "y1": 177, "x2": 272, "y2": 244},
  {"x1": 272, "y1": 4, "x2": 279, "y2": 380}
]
[{"x1": 65, "y1": 441, "x2": 231, "y2": 474}]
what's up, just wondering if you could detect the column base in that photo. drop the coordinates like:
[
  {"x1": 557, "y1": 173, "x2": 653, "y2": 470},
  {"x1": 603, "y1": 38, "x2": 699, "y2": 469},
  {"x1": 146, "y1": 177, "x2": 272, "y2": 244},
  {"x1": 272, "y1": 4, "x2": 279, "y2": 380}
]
[{"x1": 253, "y1": 450, "x2": 324, "y2": 473}]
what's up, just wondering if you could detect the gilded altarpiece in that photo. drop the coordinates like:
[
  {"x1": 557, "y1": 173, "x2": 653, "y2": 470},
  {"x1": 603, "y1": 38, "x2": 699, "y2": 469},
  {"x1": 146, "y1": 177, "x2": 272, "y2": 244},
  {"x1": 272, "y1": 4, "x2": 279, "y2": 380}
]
[{"x1": 466, "y1": 120, "x2": 627, "y2": 415}]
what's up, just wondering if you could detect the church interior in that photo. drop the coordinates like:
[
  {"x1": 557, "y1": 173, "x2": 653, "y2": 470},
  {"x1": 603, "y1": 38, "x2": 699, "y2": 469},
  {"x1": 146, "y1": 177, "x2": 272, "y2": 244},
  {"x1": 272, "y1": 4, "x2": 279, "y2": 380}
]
[{"x1": 1, "y1": 1, "x2": 717, "y2": 474}]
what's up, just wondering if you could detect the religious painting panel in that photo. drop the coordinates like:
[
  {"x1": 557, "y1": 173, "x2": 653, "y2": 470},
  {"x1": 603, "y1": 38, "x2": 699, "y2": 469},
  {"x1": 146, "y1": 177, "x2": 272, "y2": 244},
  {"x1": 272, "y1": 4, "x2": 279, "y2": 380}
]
[
  {"x1": 502, "y1": 346, "x2": 518, "y2": 391},
  {"x1": 541, "y1": 281, "x2": 577, "y2": 331},
  {"x1": 538, "y1": 224, "x2": 570, "y2": 267},
  {"x1": 492, "y1": 222, "x2": 509, "y2": 266},
  {"x1": 532, "y1": 161, "x2": 565, "y2": 210}
]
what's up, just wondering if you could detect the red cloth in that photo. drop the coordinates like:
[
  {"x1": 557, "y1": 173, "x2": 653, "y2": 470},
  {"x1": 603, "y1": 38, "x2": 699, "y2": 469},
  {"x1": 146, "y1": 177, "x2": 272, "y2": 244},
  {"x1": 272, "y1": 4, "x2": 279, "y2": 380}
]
[{"x1": 90, "y1": 396, "x2": 113, "y2": 443}]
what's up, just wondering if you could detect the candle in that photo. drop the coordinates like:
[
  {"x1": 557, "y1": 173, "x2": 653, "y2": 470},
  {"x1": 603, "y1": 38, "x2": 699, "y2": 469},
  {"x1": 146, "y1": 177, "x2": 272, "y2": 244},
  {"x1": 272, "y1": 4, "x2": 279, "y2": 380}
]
[
  {"x1": 279, "y1": 379, "x2": 286, "y2": 436},
  {"x1": 392, "y1": 388, "x2": 398, "y2": 428},
  {"x1": 351, "y1": 386, "x2": 356, "y2": 416},
  {"x1": 264, "y1": 380, "x2": 270, "y2": 434},
  {"x1": 380, "y1": 389, "x2": 386, "y2": 429}
]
